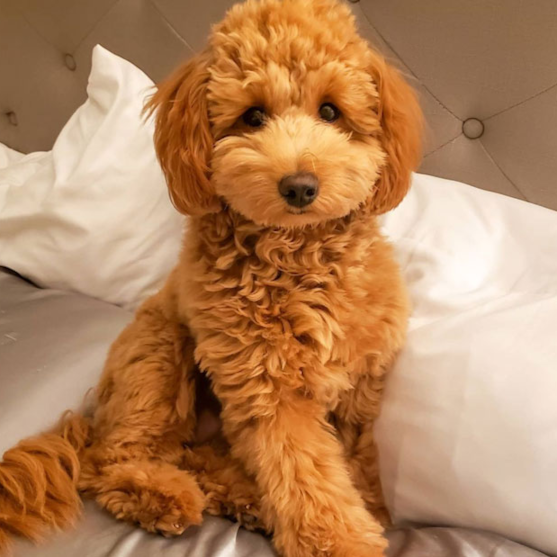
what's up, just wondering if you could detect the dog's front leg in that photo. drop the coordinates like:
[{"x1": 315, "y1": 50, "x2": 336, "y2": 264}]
[
  {"x1": 333, "y1": 370, "x2": 391, "y2": 527},
  {"x1": 218, "y1": 391, "x2": 387, "y2": 557}
]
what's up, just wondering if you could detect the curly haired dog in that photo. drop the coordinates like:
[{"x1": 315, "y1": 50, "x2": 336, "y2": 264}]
[{"x1": 0, "y1": 0, "x2": 422, "y2": 555}]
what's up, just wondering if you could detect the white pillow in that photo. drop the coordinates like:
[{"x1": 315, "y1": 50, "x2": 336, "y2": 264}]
[
  {"x1": 377, "y1": 174, "x2": 557, "y2": 556},
  {"x1": 0, "y1": 46, "x2": 183, "y2": 309},
  {"x1": 0, "y1": 144, "x2": 24, "y2": 167}
]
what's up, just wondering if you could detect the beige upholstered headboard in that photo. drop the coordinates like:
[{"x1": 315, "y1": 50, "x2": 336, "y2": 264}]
[{"x1": 1, "y1": 0, "x2": 556, "y2": 210}]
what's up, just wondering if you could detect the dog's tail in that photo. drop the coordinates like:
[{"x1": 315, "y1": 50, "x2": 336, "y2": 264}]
[{"x1": 0, "y1": 412, "x2": 91, "y2": 554}]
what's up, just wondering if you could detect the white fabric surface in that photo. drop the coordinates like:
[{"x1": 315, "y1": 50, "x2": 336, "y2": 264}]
[
  {"x1": 378, "y1": 174, "x2": 557, "y2": 556},
  {"x1": 0, "y1": 144, "x2": 24, "y2": 167},
  {"x1": 0, "y1": 46, "x2": 183, "y2": 309}
]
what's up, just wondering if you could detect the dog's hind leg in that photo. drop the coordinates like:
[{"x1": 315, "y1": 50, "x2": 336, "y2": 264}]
[{"x1": 78, "y1": 285, "x2": 206, "y2": 536}]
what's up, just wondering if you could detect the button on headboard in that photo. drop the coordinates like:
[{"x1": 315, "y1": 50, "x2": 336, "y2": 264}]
[{"x1": 1, "y1": 0, "x2": 556, "y2": 210}]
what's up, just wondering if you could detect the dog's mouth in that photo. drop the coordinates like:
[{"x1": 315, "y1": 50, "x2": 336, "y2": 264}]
[{"x1": 286, "y1": 208, "x2": 309, "y2": 215}]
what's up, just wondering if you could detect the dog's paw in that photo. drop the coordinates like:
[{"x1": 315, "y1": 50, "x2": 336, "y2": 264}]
[
  {"x1": 203, "y1": 476, "x2": 268, "y2": 532},
  {"x1": 333, "y1": 520, "x2": 387, "y2": 557},
  {"x1": 136, "y1": 487, "x2": 205, "y2": 537},
  {"x1": 94, "y1": 461, "x2": 206, "y2": 537},
  {"x1": 182, "y1": 444, "x2": 269, "y2": 533},
  {"x1": 282, "y1": 538, "x2": 386, "y2": 557},
  {"x1": 279, "y1": 513, "x2": 386, "y2": 557},
  {"x1": 333, "y1": 536, "x2": 387, "y2": 557},
  {"x1": 99, "y1": 483, "x2": 205, "y2": 537},
  {"x1": 231, "y1": 498, "x2": 268, "y2": 533}
]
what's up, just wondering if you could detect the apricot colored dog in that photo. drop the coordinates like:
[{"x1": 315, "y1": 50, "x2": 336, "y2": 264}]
[{"x1": 0, "y1": 0, "x2": 422, "y2": 555}]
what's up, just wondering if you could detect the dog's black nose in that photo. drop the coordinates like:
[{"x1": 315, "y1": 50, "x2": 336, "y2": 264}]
[{"x1": 278, "y1": 173, "x2": 319, "y2": 208}]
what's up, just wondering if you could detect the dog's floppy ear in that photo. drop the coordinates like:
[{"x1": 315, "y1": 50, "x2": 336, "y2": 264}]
[
  {"x1": 145, "y1": 53, "x2": 220, "y2": 216},
  {"x1": 369, "y1": 56, "x2": 423, "y2": 214}
]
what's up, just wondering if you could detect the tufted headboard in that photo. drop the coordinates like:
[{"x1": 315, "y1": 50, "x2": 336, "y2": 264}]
[{"x1": 1, "y1": 0, "x2": 556, "y2": 210}]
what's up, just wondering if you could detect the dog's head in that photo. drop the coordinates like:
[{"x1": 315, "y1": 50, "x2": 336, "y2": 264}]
[{"x1": 147, "y1": 0, "x2": 422, "y2": 228}]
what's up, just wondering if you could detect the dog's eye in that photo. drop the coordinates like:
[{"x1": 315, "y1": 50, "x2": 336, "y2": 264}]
[
  {"x1": 242, "y1": 107, "x2": 266, "y2": 128},
  {"x1": 319, "y1": 103, "x2": 341, "y2": 122}
]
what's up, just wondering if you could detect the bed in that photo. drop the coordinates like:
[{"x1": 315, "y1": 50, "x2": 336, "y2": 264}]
[{"x1": 1, "y1": 1, "x2": 557, "y2": 556}]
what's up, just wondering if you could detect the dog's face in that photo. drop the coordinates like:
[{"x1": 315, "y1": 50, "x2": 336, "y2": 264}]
[{"x1": 148, "y1": 0, "x2": 422, "y2": 228}]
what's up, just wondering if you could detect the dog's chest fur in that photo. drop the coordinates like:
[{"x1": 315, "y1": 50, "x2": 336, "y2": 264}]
[{"x1": 177, "y1": 209, "x2": 406, "y2": 416}]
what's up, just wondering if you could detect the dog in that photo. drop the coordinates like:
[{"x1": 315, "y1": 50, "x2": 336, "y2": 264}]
[{"x1": 0, "y1": 0, "x2": 422, "y2": 555}]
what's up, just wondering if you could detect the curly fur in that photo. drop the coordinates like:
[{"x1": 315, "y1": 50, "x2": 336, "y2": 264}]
[
  {"x1": 0, "y1": 0, "x2": 422, "y2": 555},
  {"x1": 0, "y1": 414, "x2": 90, "y2": 554}
]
